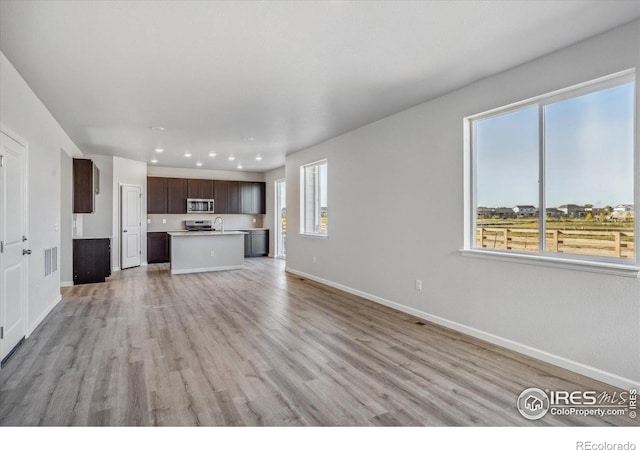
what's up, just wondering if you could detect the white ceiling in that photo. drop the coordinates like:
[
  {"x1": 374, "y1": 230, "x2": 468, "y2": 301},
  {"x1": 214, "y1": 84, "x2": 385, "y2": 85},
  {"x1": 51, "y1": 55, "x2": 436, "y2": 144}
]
[{"x1": 1, "y1": 1, "x2": 639, "y2": 172}]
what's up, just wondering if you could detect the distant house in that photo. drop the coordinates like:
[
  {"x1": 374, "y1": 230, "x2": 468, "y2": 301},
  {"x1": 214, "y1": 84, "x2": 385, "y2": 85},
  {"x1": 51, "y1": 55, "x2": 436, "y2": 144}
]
[
  {"x1": 611, "y1": 204, "x2": 634, "y2": 221},
  {"x1": 495, "y1": 207, "x2": 516, "y2": 219},
  {"x1": 557, "y1": 204, "x2": 585, "y2": 217},
  {"x1": 477, "y1": 207, "x2": 495, "y2": 219},
  {"x1": 613, "y1": 204, "x2": 633, "y2": 213},
  {"x1": 513, "y1": 205, "x2": 536, "y2": 217},
  {"x1": 545, "y1": 208, "x2": 563, "y2": 218}
]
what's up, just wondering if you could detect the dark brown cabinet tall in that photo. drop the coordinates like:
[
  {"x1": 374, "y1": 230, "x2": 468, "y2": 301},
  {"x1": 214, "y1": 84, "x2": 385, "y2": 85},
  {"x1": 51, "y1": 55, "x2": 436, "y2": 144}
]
[
  {"x1": 73, "y1": 158, "x2": 95, "y2": 213},
  {"x1": 167, "y1": 178, "x2": 187, "y2": 214},
  {"x1": 147, "y1": 232, "x2": 170, "y2": 263},
  {"x1": 240, "y1": 182, "x2": 266, "y2": 214},
  {"x1": 73, "y1": 238, "x2": 111, "y2": 284},
  {"x1": 147, "y1": 177, "x2": 167, "y2": 214},
  {"x1": 187, "y1": 179, "x2": 214, "y2": 199},
  {"x1": 214, "y1": 180, "x2": 240, "y2": 214}
]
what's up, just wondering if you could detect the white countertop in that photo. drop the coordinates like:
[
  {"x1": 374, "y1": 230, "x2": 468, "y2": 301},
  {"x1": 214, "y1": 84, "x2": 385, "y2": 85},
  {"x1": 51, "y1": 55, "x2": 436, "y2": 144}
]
[{"x1": 168, "y1": 230, "x2": 247, "y2": 237}]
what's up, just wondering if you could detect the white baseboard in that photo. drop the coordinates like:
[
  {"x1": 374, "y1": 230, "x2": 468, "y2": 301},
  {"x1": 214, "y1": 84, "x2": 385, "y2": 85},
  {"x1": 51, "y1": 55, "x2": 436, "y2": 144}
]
[
  {"x1": 285, "y1": 267, "x2": 640, "y2": 391},
  {"x1": 26, "y1": 294, "x2": 61, "y2": 337},
  {"x1": 171, "y1": 264, "x2": 244, "y2": 275},
  {"x1": 112, "y1": 266, "x2": 121, "y2": 272},
  {"x1": 60, "y1": 281, "x2": 73, "y2": 288}
]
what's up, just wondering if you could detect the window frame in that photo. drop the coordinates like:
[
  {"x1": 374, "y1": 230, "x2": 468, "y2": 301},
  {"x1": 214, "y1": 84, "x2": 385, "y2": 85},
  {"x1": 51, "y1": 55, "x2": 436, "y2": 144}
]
[
  {"x1": 462, "y1": 69, "x2": 639, "y2": 277},
  {"x1": 299, "y1": 159, "x2": 328, "y2": 238}
]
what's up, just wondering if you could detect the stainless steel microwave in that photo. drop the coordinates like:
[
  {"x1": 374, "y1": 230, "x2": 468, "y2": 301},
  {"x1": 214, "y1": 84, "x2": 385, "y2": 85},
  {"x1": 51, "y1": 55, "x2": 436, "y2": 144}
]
[{"x1": 187, "y1": 198, "x2": 215, "y2": 214}]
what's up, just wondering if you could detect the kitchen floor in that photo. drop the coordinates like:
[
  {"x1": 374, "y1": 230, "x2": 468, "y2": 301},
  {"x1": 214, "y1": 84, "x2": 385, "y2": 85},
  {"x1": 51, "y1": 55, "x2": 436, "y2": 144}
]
[{"x1": 0, "y1": 258, "x2": 634, "y2": 426}]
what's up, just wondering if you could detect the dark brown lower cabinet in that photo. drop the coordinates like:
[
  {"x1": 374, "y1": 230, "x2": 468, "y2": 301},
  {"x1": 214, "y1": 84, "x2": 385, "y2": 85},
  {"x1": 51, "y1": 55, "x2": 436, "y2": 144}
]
[
  {"x1": 73, "y1": 238, "x2": 111, "y2": 285},
  {"x1": 147, "y1": 232, "x2": 170, "y2": 263},
  {"x1": 242, "y1": 230, "x2": 269, "y2": 257}
]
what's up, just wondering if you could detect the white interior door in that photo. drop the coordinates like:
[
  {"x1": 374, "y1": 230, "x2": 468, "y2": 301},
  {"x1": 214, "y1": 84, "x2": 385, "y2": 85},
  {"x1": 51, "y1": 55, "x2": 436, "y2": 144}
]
[
  {"x1": 0, "y1": 129, "x2": 27, "y2": 362},
  {"x1": 121, "y1": 184, "x2": 141, "y2": 269}
]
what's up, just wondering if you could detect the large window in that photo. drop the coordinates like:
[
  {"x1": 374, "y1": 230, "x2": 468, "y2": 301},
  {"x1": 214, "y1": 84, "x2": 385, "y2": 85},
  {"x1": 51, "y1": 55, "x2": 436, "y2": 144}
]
[
  {"x1": 469, "y1": 71, "x2": 635, "y2": 265},
  {"x1": 300, "y1": 159, "x2": 328, "y2": 236}
]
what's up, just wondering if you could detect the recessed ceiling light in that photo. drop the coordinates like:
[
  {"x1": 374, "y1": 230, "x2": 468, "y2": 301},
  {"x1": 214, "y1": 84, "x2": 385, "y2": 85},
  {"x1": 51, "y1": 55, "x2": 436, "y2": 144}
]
[
  {"x1": 228, "y1": 156, "x2": 236, "y2": 161},
  {"x1": 255, "y1": 155, "x2": 263, "y2": 161},
  {"x1": 150, "y1": 159, "x2": 158, "y2": 163},
  {"x1": 154, "y1": 148, "x2": 164, "y2": 153},
  {"x1": 184, "y1": 152, "x2": 192, "y2": 158},
  {"x1": 237, "y1": 164, "x2": 243, "y2": 169},
  {"x1": 151, "y1": 126, "x2": 165, "y2": 132},
  {"x1": 248, "y1": 137, "x2": 255, "y2": 141},
  {"x1": 196, "y1": 162, "x2": 203, "y2": 167},
  {"x1": 209, "y1": 152, "x2": 216, "y2": 157}
]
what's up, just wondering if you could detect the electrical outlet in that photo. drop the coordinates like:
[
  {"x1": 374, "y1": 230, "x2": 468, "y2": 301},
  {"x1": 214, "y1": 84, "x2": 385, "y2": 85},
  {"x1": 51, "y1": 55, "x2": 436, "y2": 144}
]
[
  {"x1": 415, "y1": 280, "x2": 422, "y2": 291},
  {"x1": 210, "y1": 250, "x2": 215, "y2": 257},
  {"x1": 252, "y1": 218, "x2": 256, "y2": 223},
  {"x1": 162, "y1": 218, "x2": 166, "y2": 224},
  {"x1": 313, "y1": 256, "x2": 317, "y2": 263},
  {"x1": 147, "y1": 218, "x2": 151, "y2": 224}
]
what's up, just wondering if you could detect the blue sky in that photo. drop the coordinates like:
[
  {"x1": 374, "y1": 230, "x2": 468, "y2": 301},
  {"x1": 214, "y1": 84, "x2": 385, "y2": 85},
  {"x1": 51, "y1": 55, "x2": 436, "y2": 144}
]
[{"x1": 476, "y1": 82, "x2": 634, "y2": 209}]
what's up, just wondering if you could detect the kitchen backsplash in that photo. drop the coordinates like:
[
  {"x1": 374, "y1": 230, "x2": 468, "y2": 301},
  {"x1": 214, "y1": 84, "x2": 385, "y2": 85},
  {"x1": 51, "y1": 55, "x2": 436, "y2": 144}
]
[{"x1": 147, "y1": 214, "x2": 264, "y2": 231}]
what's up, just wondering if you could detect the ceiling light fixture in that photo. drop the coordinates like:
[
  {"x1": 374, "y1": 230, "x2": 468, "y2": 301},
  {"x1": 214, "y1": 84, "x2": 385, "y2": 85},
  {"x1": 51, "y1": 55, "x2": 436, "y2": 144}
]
[
  {"x1": 184, "y1": 152, "x2": 192, "y2": 158},
  {"x1": 228, "y1": 156, "x2": 236, "y2": 161},
  {"x1": 151, "y1": 126, "x2": 165, "y2": 132},
  {"x1": 248, "y1": 137, "x2": 255, "y2": 141},
  {"x1": 237, "y1": 164, "x2": 243, "y2": 169},
  {"x1": 150, "y1": 159, "x2": 158, "y2": 163},
  {"x1": 209, "y1": 152, "x2": 216, "y2": 157},
  {"x1": 196, "y1": 162, "x2": 203, "y2": 167},
  {"x1": 255, "y1": 155, "x2": 263, "y2": 161},
  {"x1": 155, "y1": 148, "x2": 164, "y2": 153}
]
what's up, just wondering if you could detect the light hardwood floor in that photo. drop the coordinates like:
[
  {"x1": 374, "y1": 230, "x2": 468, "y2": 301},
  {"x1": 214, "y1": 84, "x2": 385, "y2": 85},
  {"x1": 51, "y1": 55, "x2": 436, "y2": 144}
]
[{"x1": 0, "y1": 258, "x2": 636, "y2": 426}]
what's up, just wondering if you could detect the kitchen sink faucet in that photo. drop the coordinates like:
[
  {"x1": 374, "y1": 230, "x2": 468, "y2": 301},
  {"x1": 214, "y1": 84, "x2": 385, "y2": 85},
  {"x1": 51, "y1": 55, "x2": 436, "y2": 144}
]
[{"x1": 214, "y1": 216, "x2": 224, "y2": 233}]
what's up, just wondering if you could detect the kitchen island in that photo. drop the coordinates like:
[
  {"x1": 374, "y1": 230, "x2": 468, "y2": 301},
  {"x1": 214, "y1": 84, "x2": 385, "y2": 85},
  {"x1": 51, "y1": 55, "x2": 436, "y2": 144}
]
[{"x1": 168, "y1": 231, "x2": 247, "y2": 274}]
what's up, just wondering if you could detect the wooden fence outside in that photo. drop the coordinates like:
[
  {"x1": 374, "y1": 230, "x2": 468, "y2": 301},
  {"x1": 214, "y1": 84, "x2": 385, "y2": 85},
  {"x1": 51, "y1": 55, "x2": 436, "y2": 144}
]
[{"x1": 477, "y1": 227, "x2": 635, "y2": 259}]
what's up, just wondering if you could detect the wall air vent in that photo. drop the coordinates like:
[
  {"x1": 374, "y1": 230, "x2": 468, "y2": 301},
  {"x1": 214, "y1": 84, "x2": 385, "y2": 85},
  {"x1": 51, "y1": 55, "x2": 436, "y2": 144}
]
[{"x1": 44, "y1": 246, "x2": 58, "y2": 277}]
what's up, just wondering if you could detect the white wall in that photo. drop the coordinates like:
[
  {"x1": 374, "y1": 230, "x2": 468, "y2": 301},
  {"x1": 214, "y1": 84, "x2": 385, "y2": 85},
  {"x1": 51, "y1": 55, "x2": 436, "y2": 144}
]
[
  {"x1": 285, "y1": 22, "x2": 640, "y2": 388},
  {"x1": 265, "y1": 166, "x2": 286, "y2": 257},
  {"x1": 1, "y1": 51, "x2": 82, "y2": 334},
  {"x1": 112, "y1": 157, "x2": 147, "y2": 270},
  {"x1": 59, "y1": 150, "x2": 73, "y2": 286}
]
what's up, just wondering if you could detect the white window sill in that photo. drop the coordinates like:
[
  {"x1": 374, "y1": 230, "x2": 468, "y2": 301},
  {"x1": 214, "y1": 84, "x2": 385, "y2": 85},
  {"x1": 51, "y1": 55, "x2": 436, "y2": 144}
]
[
  {"x1": 299, "y1": 233, "x2": 328, "y2": 239},
  {"x1": 459, "y1": 248, "x2": 639, "y2": 278}
]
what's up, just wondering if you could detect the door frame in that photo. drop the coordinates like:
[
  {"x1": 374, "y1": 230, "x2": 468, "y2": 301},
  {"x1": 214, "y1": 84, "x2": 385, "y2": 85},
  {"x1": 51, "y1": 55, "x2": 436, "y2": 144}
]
[
  {"x1": 119, "y1": 183, "x2": 142, "y2": 269},
  {"x1": 0, "y1": 123, "x2": 29, "y2": 360},
  {"x1": 275, "y1": 178, "x2": 286, "y2": 259}
]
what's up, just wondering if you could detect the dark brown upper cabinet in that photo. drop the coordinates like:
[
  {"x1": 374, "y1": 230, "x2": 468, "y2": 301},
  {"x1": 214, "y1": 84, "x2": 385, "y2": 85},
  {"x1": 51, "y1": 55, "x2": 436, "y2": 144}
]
[
  {"x1": 167, "y1": 178, "x2": 187, "y2": 214},
  {"x1": 187, "y1": 179, "x2": 214, "y2": 199},
  {"x1": 240, "y1": 182, "x2": 266, "y2": 214},
  {"x1": 147, "y1": 177, "x2": 167, "y2": 214},
  {"x1": 214, "y1": 180, "x2": 240, "y2": 214},
  {"x1": 73, "y1": 158, "x2": 95, "y2": 213}
]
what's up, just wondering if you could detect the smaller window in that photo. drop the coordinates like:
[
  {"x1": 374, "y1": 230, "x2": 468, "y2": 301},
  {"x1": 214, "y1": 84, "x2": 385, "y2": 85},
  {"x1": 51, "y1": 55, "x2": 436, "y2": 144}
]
[{"x1": 300, "y1": 159, "x2": 328, "y2": 236}]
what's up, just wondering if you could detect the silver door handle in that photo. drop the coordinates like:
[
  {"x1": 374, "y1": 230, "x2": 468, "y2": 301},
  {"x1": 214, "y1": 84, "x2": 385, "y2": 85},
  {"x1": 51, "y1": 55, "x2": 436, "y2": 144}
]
[
  {"x1": 23, "y1": 249, "x2": 32, "y2": 255},
  {"x1": 123, "y1": 230, "x2": 128, "y2": 232},
  {"x1": 22, "y1": 235, "x2": 28, "y2": 242}
]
